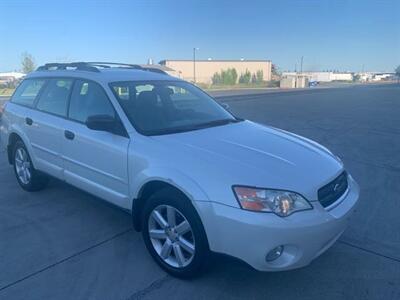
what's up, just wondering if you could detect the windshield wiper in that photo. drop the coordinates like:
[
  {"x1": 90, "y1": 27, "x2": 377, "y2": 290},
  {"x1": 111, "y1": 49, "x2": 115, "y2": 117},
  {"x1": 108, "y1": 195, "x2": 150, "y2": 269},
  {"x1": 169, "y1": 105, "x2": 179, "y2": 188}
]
[
  {"x1": 146, "y1": 118, "x2": 243, "y2": 136},
  {"x1": 189, "y1": 118, "x2": 242, "y2": 130}
]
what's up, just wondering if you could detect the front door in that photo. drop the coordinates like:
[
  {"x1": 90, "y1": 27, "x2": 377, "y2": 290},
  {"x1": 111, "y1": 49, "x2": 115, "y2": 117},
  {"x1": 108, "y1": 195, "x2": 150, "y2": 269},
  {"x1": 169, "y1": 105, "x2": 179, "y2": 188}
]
[{"x1": 62, "y1": 79, "x2": 130, "y2": 208}]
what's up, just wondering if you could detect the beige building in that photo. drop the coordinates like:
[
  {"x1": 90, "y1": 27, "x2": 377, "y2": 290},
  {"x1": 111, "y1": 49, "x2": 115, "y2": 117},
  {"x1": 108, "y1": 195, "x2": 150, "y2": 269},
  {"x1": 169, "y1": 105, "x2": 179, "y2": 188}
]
[
  {"x1": 159, "y1": 60, "x2": 272, "y2": 84},
  {"x1": 280, "y1": 75, "x2": 309, "y2": 89}
]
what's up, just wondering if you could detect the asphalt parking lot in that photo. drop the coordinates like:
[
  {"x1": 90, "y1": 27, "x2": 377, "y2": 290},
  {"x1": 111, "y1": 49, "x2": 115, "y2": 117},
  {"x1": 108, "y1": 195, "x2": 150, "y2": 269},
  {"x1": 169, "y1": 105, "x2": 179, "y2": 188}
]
[{"x1": 1, "y1": 84, "x2": 399, "y2": 300}]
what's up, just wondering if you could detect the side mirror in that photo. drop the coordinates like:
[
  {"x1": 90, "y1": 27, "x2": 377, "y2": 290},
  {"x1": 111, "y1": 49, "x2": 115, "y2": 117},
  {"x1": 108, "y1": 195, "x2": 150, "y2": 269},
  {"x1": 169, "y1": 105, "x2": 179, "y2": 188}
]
[
  {"x1": 86, "y1": 115, "x2": 116, "y2": 132},
  {"x1": 222, "y1": 103, "x2": 230, "y2": 110}
]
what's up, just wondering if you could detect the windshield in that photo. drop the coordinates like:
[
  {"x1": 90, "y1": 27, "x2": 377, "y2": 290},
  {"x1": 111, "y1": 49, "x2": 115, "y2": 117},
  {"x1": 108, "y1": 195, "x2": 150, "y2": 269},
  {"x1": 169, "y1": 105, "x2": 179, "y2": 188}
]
[{"x1": 110, "y1": 80, "x2": 239, "y2": 135}]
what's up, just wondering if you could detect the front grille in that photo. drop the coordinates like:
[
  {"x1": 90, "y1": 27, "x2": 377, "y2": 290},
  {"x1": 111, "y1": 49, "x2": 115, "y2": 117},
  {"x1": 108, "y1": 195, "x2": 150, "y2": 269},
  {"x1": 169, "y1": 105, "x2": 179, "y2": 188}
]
[{"x1": 318, "y1": 171, "x2": 348, "y2": 208}]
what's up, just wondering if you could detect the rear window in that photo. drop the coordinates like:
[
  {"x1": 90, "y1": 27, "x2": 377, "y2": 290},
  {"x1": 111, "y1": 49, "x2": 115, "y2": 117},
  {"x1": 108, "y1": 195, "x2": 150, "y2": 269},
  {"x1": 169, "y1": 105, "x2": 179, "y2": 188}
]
[
  {"x1": 11, "y1": 79, "x2": 46, "y2": 107},
  {"x1": 36, "y1": 79, "x2": 73, "y2": 117}
]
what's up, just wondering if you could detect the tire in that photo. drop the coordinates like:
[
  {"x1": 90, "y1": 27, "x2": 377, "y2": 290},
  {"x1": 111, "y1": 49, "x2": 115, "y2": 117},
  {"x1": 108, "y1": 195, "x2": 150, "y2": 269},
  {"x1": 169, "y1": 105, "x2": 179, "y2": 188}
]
[
  {"x1": 142, "y1": 187, "x2": 210, "y2": 278},
  {"x1": 13, "y1": 140, "x2": 48, "y2": 192}
]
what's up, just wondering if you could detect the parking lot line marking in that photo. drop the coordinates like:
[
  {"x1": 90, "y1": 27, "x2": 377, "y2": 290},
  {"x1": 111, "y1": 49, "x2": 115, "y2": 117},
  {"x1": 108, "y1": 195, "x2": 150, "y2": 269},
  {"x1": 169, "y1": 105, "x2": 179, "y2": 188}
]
[
  {"x1": 0, "y1": 228, "x2": 133, "y2": 292},
  {"x1": 338, "y1": 240, "x2": 400, "y2": 263}
]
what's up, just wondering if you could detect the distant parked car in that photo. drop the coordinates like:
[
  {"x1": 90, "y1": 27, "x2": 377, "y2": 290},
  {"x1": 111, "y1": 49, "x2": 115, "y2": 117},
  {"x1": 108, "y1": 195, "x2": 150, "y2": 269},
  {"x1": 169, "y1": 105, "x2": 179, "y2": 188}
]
[
  {"x1": 309, "y1": 80, "x2": 318, "y2": 87},
  {"x1": 0, "y1": 62, "x2": 359, "y2": 278}
]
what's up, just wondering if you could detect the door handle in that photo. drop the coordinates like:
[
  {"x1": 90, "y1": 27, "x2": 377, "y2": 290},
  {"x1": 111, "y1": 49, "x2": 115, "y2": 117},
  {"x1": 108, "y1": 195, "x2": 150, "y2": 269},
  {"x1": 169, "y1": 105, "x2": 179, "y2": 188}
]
[
  {"x1": 25, "y1": 117, "x2": 33, "y2": 126},
  {"x1": 64, "y1": 130, "x2": 75, "y2": 140}
]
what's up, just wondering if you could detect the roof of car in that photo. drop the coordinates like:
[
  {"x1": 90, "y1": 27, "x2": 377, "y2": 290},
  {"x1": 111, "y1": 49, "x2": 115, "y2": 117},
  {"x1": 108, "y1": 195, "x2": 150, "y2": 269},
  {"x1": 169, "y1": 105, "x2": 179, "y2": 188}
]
[{"x1": 26, "y1": 62, "x2": 180, "y2": 83}]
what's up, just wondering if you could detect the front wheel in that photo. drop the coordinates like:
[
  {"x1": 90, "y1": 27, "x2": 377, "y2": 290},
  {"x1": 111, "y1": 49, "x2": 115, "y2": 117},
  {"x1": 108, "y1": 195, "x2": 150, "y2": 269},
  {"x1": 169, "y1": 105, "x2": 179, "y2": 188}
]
[
  {"x1": 13, "y1": 140, "x2": 48, "y2": 191},
  {"x1": 142, "y1": 188, "x2": 210, "y2": 278}
]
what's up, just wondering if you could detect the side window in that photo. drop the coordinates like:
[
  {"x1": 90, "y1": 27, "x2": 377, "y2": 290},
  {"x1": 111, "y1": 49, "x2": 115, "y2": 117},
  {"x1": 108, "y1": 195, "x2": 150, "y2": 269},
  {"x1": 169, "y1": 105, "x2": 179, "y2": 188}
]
[
  {"x1": 36, "y1": 79, "x2": 73, "y2": 116},
  {"x1": 69, "y1": 80, "x2": 115, "y2": 123},
  {"x1": 11, "y1": 79, "x2": 46, "y2": 107}
]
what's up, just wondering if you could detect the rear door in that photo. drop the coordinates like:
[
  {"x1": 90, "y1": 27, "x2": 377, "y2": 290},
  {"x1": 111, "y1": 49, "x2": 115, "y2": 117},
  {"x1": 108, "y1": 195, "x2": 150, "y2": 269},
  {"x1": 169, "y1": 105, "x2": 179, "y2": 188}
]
[
  {"x1": 62, "y1": 79, "x2": 130, "y2": 208},
  {"x1": 25, "y1": 78, "x2": 72, "y2": 179},
  {"x1": 2, "y1": 79, "x2": 46, "y2": 163}
]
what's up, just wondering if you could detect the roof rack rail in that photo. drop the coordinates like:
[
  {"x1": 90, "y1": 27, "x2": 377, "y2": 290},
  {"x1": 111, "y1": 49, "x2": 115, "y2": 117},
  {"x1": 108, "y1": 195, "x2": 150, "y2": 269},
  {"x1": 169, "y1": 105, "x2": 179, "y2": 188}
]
[
  {"x1": 139, "y1": 67, "x2": 168, "y2": 75},
  {"x1": 36, "y1": 62, "x2": 169, "y2": 75},
  {"x1": 37, "y1": 62, "x2": 100, "y2": 73},
  {"x1": 87, "y1": 62, "x2": 167, "y2": 74},
  {"x1": 85, "y1": 62, "x2": 143, "y2": 69}
]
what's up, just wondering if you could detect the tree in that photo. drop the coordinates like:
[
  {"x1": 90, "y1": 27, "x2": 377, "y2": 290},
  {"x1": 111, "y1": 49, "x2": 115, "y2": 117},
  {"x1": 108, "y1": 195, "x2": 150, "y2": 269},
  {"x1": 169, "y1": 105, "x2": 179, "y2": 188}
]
[
  {"x1": 212, "y1": 72, "x2": 222, "y2": 85},
  {"x1": 221, "y1": 68, "x2": 238, "y2": 85},
  {"x1": 21, "y1": 52, "x2": 36, "y2": 73},
  {"x1": 239, "y1": 69, "x2": 251, "y2": 84},
  {"x1": 251, "y1": 74, "x2": 257, "y2": 84},
  {"x1": 396, "y1": 65, "x2": 400, "y2": 83},
  {"x1": 353, "y1": 74, "x2": 361, "y2": 82},
  {"x1": 271, "y1": 64, "x2": 279, "y2": 76},
  {"x1": 232, "y1": 68, "x2": 238, "y2": 84},
  {"x1": 212, "y1": 68, "x2": 238, "y2": 85},
  {"x1": 271, "y1": 64, "x2": 281, "y2": 81},
  {"x1": 256, "y1": 70, "x2": 264, "y2": 83}
]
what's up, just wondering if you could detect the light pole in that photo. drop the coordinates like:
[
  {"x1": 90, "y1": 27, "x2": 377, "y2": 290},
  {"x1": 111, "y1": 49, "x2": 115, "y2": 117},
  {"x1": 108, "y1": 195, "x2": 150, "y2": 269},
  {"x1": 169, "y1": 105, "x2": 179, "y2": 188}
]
[
  {"x1": 193, "y1": 47, "x2": 199, "y2": 83},
  {"x1": 300, "y1": 56, "x2": 304, "y2": 74}
]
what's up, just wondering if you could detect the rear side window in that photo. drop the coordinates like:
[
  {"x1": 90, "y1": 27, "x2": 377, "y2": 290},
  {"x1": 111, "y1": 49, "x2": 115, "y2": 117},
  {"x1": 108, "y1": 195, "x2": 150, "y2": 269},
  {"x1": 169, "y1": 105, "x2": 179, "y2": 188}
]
[
  {"x1": 36, "y1": 79, "x2": 73, "y2": 117},
  {"x1": 69, "y1": 80, "x2": 115, "y2": 123},
  {"x1": 11, "y1": 79, "x2": 46, "y2": 107}
]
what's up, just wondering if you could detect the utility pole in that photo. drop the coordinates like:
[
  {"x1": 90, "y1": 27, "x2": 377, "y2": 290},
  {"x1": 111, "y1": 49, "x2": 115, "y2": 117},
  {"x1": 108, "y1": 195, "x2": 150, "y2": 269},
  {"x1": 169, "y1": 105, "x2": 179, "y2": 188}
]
[
  {"x1": 300, "y1": 56, "x2": 304, "y2": 74},
  {"x1": 193, "y1": 47, "x2": 199, "y2": 83}
]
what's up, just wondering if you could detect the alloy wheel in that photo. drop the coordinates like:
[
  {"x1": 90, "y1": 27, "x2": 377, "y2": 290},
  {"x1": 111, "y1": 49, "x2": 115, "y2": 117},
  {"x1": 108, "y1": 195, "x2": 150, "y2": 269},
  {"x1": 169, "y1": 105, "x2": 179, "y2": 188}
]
[
  {"x1": 148, "y1": 205, "x2": 196, "y2": 268},
  {"x1": 15, "y1": 147, "x2": 31, "y2": 185}
]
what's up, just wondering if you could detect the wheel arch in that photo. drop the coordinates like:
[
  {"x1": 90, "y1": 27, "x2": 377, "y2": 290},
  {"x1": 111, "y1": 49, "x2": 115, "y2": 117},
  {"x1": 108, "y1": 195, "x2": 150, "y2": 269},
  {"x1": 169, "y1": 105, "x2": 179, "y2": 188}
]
[
  {"x1": 6, "y1": 126, "x2": 38, "y2": 166},
  {"x1": 132, "y1": 177, "x2": 209, "y2": 232},
  {"x1": 7, "y1": 132, "x2": 23, "y2": 164}
]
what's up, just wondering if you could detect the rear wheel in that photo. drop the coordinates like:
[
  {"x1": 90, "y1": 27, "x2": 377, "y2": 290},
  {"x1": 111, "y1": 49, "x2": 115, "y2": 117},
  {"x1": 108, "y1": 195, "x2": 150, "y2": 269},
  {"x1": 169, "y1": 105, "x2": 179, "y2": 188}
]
[
  {"x1": 142, "y1": 188, "x2": 209, "y2": 278},
  {"x1": 13, "y1": 140, "x2": 48, "y2": 191}
]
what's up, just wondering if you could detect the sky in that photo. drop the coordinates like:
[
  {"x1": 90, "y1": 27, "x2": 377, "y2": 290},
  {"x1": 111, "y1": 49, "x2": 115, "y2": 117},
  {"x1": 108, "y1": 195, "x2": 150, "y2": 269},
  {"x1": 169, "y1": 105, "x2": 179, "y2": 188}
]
[{"x1": 0, "y1": 0, "x2": 399, "y2": 72}]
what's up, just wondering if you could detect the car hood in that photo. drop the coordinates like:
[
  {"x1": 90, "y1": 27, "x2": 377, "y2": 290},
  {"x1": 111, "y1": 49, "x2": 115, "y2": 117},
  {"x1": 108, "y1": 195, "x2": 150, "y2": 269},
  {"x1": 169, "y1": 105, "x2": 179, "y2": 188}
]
[{"x1": 151, "y1": 120, "x2": 344, "y2": 202}]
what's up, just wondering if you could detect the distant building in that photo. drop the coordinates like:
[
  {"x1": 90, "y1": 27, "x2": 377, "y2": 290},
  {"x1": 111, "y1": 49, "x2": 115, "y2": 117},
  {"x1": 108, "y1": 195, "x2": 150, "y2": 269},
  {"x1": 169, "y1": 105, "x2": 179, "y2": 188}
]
[
  {"x1": 372, "y1": 73, "x2": 395, "y2": 81},
  {"x1": 305, "y1": 72, "x2": 331, "y2": 82},
  {"x1": 159, "y1": 59, "x2": 272, "y2": 84},
  {"x1": 330, "y1": 73, "x2": 353, "y2": 81},
  {"x1": 357, "y1": 72, "x2": 374, "y2": 82},
  {"x1": 0, "y1": 72, "x2": 26, "y2": 85},
  {"x1": 283, "y1": 71, "x2": 396, "y2": 83},
  {"x1": 280, "y1": 75, "x2": 308, "y2": 88},
  {"x1": 354, "y1": 72, "x2": 394, "y2": 82},
  {"x1": 282, "y1": 71, "x2": 353, "y2": 82}
]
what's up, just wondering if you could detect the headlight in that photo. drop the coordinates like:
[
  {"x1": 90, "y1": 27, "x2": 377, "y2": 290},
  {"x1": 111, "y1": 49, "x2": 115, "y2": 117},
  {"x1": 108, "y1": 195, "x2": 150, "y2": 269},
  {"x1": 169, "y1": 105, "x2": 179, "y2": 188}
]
[{"x1": 233, "y1": 186, "x2": 312, "y2": 217}]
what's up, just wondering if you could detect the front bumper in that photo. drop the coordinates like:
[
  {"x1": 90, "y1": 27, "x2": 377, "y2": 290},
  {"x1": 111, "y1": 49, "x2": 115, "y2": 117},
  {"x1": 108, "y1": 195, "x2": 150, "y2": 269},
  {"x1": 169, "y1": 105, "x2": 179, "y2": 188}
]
[{"x1": 195, "y1": 175, "x2": 360, "y2": 271}]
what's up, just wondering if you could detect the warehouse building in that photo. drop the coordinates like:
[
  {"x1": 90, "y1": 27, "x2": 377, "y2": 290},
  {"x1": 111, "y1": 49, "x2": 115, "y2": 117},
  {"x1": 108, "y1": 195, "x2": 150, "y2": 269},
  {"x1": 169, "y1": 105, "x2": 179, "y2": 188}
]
[
  {"x1": 159, "y1": 59, "x2": 272, "y2": 84},
  {"x1": 282, "y1": 71, "x2": 353, "y2": 82}
]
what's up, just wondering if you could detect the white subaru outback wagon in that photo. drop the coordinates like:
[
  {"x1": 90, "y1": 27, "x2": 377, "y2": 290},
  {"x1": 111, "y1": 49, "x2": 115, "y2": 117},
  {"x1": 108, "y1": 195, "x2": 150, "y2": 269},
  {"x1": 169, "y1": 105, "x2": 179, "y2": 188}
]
[{"x1": 0, "y1": 62, "x2": 359, "y2": 278}]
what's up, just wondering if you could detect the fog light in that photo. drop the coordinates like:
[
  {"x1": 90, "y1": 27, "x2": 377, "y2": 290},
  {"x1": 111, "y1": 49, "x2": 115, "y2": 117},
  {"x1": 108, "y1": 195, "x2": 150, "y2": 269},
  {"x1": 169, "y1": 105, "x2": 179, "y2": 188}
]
[{"x1": 266, "y1": 246, "x2": 284, "y2": 262}]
